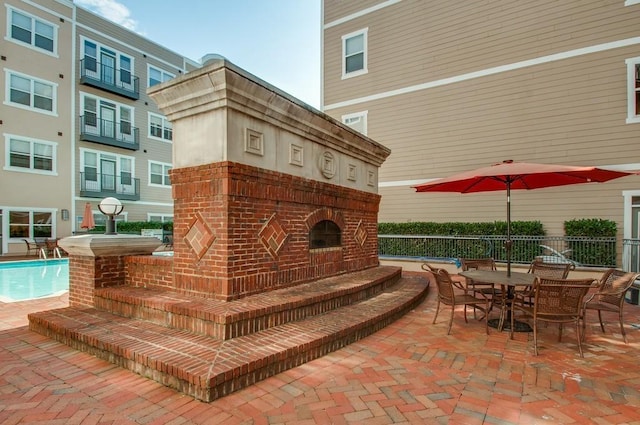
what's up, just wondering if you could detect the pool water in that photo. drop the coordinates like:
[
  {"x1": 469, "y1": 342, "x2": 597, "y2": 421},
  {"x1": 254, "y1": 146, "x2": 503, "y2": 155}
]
[{"x1": 0, "y1": 259, "x2": 69, "y2": 303}]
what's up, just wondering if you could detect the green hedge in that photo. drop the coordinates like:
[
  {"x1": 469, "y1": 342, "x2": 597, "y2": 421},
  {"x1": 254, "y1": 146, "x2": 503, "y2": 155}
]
[
  {"x1": 378, "y1": 221, "x2": 544, "y2": 236},
  {"x1": 564, "y1": 218, "x2": 616, "y2": 266},
  {"x1": 378, "y1": 219, "x2": 616, "y2": 267},
  {"x1": 378, "y1": 221, "x2": 544, "y2": 262},
  {"x1": 87, "y1": 221, "x2": 173, "y2": 234}
]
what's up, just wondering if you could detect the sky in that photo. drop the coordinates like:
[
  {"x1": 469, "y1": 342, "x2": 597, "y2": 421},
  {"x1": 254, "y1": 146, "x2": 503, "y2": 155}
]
[{"x1": 75, "y1": 0, "x2": 322, "y2": 108}]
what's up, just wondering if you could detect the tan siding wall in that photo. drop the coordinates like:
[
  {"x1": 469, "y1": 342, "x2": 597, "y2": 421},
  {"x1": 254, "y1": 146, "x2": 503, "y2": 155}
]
[
  {"x1": 323, "y1": 0, "x2": 640, "y2": 238},
  {"x1": 1, "y1": 0, "x2": 74, "y2": 252},
  {"x1": 324, "y1": 1, "x2": 640, "y2": 106}
]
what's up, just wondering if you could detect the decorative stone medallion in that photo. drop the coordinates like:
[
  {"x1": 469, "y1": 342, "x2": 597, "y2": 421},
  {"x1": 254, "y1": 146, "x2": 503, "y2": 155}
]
[
  {"x1": 319, "y1": 151, "x2": 336, "y2": 179},
  {"x1": 259, "y1": 213, "x2": 289, "y2": 259},
  {"x1": 185, "y1": 212, "x2": 217, "y2": 259}
]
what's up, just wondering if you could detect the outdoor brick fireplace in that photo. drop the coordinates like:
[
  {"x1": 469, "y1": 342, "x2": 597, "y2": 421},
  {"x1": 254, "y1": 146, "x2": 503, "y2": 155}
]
[
  {"x1": 148, "y1": 57, "x2": 392, "y2": 301},
  {"x1": 30, "y1": 58, "x2": 428, "y2": 401}
]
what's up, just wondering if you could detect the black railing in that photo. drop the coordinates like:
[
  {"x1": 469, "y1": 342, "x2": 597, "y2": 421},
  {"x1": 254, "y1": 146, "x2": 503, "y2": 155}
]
[
  {"x1": 80, "y1": 115, "x2": 139, "y2": 150},
  {"x1": 79, "y1": 58, "x2": 140, "y2": 99},
  {"x1": 80, "y1": 172, "x2": 140, "y2": 201},
  {"x1": 378, "y1": 235, "x2": 617, "y2": 268}
]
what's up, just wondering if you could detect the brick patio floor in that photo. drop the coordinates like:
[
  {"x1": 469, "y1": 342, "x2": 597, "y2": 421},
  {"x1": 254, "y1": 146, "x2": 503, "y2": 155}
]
[{"x1": 1, "y1": 272, "x2": 640, "y2": 424}]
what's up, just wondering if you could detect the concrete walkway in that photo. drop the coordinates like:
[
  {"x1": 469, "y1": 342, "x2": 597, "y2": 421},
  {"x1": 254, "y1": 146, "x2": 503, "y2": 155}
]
[{"x1": 2, "y1": 273, "x2": 640, "y2": 424}]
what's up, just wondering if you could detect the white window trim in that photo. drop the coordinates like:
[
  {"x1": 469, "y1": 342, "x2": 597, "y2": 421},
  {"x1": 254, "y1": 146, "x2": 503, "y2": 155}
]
[
  {"x1": 625, "y1": 0, "x2": 640, "y2": 6},
  {"x1": 3, "y1": 133, "x2": 58, "y2": 175},
  {"x1": 626, "y1": 56, "x2": 640, "y2": 123},
  {"x1": 148, "y1": 160, "x2": 172, "y2": 188},
  {"x1": 148, "y1": 112, "x2": 172, "y2": 142},
  {"x1": 7, "y1": 207, "x2": 57, "y2": 241},
  {"x1": 147, "y1": 214, "x2": 174, "y2": 222},
  {"x1": 5, "y1": 5, "x2": 59, "y2": 57},
  {"x1": 147, "y1": 64, "x2": 175, "y2": 88},
  {"x1": 4, "y1": 69, "x2": 57, "y2": 116},
  {"x1": 80, "y1": 91, "x2": 135, "y2": 131},
  {"x1": 80, "y1": 36, "x2": 136, "y2": 86},
  {"x1": 342, "y1": 111, "x2": 368, "y2": 135},
  {"x1": 80, "y1": 147, "x2": 136, "y2": 178},
  {"x1": 341, "y1": 28, "x2": 368, "y2": 80}
]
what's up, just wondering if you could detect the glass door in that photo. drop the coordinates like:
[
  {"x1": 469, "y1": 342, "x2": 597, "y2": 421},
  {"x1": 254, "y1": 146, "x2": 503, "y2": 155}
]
[
  {"x1": 100, "y1": 49, "x2": 116, "y2": 85},
  {"x1": 101, "y1": 158, "x2": 116, "y2": 192},
  {"x1": 100, "y1": 103, "x2": 116, "y2": 139}
]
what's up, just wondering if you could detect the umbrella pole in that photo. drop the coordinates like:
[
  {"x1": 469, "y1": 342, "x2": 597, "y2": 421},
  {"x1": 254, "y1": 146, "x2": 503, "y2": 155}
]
[{"x1": 506, "y1": 181, "x2": 512, "y2": 277}]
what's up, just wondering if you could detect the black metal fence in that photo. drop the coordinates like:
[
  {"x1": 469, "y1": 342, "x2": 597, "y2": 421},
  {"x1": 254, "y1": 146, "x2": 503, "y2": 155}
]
[{"x1": 378, "y1": 235, "x2": 617, "y2": 268}]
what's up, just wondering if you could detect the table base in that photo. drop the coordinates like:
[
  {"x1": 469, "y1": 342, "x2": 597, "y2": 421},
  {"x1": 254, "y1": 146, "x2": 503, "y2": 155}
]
[{"x1": 487, "y1": 318, "x2": 532, "y2": 332}]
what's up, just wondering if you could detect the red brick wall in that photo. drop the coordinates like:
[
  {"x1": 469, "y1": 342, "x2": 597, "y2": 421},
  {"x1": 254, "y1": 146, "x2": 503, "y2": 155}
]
[
  {"x1": 125, "y1": 255, "x2": 173, "y2": 290},
  {"x1": 68, "y1": 255, "x2": 127, "y2": 307},
  {"x1": 170, "y1": 161, "x2": 381, "y2": 301}
]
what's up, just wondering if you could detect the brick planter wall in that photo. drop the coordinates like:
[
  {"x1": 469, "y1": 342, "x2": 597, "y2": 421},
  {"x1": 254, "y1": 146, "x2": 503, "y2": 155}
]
[
  {"x1": 170, "y1": 161, "x2": 381, "y2": 301},
  {"x1": 125, "y1": 255, "x2": 174, "y2": 290},
  {"x1": 68, "y1": 255, "x2": 127, "y2": 308}
]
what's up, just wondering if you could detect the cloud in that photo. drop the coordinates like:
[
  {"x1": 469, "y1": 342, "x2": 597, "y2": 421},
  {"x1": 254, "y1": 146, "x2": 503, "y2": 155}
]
[{"x1": 75, "y1": 0, "x2": 138, "y2": 31}]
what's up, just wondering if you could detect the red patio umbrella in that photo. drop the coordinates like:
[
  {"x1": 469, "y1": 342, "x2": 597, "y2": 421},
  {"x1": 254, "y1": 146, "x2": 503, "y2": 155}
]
[
  {"x1": 80, "y1": 202, "x2": 95, "y2": 230},
  {"x1": 413, "y1": 160, "x2": 637, "y2": 276}
]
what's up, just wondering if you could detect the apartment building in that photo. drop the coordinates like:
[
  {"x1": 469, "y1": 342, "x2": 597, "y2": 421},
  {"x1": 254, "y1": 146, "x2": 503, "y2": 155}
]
[
  {"x1": 322, "y1": 1, "x2": 640, "y2": 240},
  {"x1": 1, "y1": 0, "x2": 199, "y2": 254}
]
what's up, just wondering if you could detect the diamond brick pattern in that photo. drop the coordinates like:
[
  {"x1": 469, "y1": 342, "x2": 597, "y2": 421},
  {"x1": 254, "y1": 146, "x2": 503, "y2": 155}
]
[
  {"x1": 185, "y1": 213, "x2": 216, "y2": 259},
  {"x1": 259, "y1": 213, "x2": 289, "y2": 259},
  {"x1": 354, "y1": 220, "x2": 368, "y2": 247}
]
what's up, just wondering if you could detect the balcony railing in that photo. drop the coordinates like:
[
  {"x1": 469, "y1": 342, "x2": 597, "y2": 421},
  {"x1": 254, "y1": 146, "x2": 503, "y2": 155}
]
[
  {"x1": 80, "y1": 172, "x2": 140, "y2": 201},
  {"x1": 79, "y1": 115, "x2": 139, "y2": 151},
  {"x1": 378, "y1": 235, "x2": 617, "y2": 268},
  {"x1": 79, "y1": 58, "x2": 140, "y2": 100}
]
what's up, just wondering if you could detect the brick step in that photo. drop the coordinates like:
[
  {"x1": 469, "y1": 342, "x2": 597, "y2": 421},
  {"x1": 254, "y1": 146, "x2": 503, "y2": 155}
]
[
  {"x1": 94, "y1": 265, "x2": 403, "y2": 340},
  {"x1": 28, "y1": 275, "x2": 428, "y2": 402}
]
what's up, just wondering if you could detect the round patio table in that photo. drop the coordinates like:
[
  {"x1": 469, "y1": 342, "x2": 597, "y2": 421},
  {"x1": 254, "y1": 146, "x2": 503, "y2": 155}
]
[{"x1": 460, "y1": 270, "x2": 535, "y2": 332}]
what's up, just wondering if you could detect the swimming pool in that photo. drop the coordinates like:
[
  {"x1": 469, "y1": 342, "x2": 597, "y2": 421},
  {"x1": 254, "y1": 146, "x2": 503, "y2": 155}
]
[{"x1": 0, "y1": 259, "x2": 69, "y2": 303}]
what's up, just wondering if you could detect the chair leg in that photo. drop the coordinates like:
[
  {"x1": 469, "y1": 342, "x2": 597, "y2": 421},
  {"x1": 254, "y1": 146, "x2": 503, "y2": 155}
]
[
  {"x1": 448, "y1": 306, "x2": 455, "y2": 335},
  {"x1": 619, "y1": 309, "x2": 627, "y2": 343},
  {"x1": 575, "y1": 320, "x2": 584, "y2": 358},
  {"x1": 558, "y1": 323, "x2": 563, "y2": 342},
  {"x1": 432, "y1": 300, "x2": 441, "y2": 324},
  {"x1": 597, "y1": 310, "x2": 605, "y2": 333},
  {"x1": 483, "y1": 301, "x2": 489, "y2": 334},
  {"x1": 533, "y1": 320, "x2": 539, "y2": 356}
]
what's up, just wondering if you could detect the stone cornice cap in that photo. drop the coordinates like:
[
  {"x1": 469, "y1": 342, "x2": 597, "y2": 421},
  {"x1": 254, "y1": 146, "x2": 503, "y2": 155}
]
[
  {"x1": 148, "y1": 57, "x2": 391, "y2": 168},
  {"x1": 59, "y1": 234, "x2": 163, "y2": 258}
]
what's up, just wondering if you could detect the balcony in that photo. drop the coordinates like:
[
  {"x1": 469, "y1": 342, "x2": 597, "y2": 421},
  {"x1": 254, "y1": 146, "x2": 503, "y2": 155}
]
[
  {"x1": 80, "y1": 172, "x2": 140, "y2": 201},
  {"x1": 79, "y1": 58, "x2": 140, "y2": 100},
  {"x1": 80, "y1": 116, "x2": 140, "y2": 151}
]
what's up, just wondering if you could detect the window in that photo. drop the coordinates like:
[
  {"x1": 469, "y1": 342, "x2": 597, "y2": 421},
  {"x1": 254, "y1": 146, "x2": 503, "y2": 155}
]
[
  {"x1": 9, "y1": 210, "x2": 53, "y2": 239},
  {"x1": 148, "y1": 214, "x2": 173, "y2": 222},
  {"x1": 5, "y1": 70, "x2": 56, "y2": 114},
  {"x1": 342, "y1": 111, "x2": 368, "y2": 135},
  {"x1": 626, "y1": 57, "x2": 640, "y2": 123},
  {"x1": 4, "y1": 134, "x2": 56, "y2": 174},
  {"x1": 81, "y1": 93, "x2": 134, "y2": 141},
  {"x1": 148, "y1": 65, "x2": 174, "y2": 87},
  {"x1": 8, "y1": 8, "x2": 57, "y2": 54},
  {"x1": 310, "y1": 220, "x2": 342, "y2": 249},
  {"x1": 149, "y1": 161, "x2": 172, "y2": 187},
  {"x1": 81, "y1": 38, "x2": 134, "y2": 89},
  {"x1": 80, "y1": 149, "x2": 135, "y2": 192},
  {"x1": 342, "y1": 28, "x2": 368, "y2": 78},
  {"x1": 149, "y1": 112, "x2": 173, "y2": 141}
]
